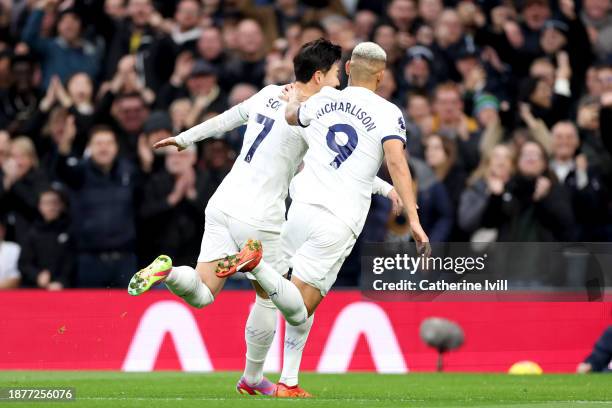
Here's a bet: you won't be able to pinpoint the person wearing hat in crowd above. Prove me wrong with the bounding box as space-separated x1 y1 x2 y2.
138 110 174 175
0 215 20 289
400 45 436 95
540 0 593 97
22 0 103 88
18 187 74 289
156 56 228 124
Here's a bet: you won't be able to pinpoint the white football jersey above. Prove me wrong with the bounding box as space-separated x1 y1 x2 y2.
208 85 307 232
290 86 407 235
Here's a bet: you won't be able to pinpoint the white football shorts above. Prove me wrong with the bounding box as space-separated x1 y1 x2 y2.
199 204 283 279
280 202 357 296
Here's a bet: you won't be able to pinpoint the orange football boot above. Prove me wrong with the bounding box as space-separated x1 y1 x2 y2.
274 383 312 398
215 239 263 278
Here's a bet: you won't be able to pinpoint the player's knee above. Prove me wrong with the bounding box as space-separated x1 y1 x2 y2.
285 310 308 326
255 294 276 309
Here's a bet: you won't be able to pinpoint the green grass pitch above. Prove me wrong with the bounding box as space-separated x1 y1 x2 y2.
1 371 611 407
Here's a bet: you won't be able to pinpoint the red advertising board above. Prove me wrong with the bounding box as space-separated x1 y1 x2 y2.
1 290 610 372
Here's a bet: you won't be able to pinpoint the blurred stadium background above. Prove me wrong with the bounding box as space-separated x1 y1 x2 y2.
0 0 611 377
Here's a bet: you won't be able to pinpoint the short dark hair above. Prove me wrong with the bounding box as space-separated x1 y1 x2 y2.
293 38 342 83
88 125 117 144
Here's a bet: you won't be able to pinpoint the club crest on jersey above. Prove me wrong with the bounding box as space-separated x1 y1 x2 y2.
398 117 406 132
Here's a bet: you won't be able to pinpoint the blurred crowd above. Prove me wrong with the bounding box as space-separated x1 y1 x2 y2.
0 0 611 289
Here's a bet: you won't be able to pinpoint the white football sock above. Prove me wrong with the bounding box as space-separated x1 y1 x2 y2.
280 314 314 386
165 265 214 308
243 295 278 385
251 260 308 326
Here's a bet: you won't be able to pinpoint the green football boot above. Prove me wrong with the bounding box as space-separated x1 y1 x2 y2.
127 255 172 296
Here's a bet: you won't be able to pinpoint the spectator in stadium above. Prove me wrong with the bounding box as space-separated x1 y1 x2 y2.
37 108 77 177
431 82 481 172
400 46 435 95
423 133 466 210
551 0 594 97
432 9 466 81
458 144 514 240
418 0 443 26
578 326 612 373
354 10 377 42
198 138 234 206
22 2 102 88
0 55 40 135
169 98 192 134
105 0 172 88
264 52 294 86
372 23 400 66
0 217 20 289
386 0 417 38
387 161 453 243
482 140 575 241
54 126 138 288
108 92 151 162
165 0 202 56
598 72 612 157
550 121 609 241
0 130 9 167
518 51 573 129
405 92 432 153
157 55 228 124
18 187 73 289
223 19 267 88
139 146 206 267
376 68 399 106
138 110 173 175
223 83 257 152
581 0 612 59
195 26 231 89
0 51 11 90
517 0 551 56
0 136 48 245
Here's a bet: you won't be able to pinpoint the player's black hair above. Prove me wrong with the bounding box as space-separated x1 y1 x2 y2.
293 38 342 83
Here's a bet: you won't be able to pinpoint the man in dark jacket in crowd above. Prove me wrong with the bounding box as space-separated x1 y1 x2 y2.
18 188 73 289
22 1 102 87
550 121 610 241
139 146 206 267
105 0 174 91
0 55 40 135
55 125 138 287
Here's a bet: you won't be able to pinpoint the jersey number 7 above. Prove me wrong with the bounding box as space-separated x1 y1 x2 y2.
245 114 275 163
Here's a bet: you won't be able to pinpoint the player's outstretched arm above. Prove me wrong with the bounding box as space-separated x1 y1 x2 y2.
154 104 249 151
383 139 431 254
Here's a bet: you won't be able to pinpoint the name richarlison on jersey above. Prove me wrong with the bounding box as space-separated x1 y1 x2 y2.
315 101 377 132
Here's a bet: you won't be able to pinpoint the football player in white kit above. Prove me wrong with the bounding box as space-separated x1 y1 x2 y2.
127 39 401 397
216 42 430 370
